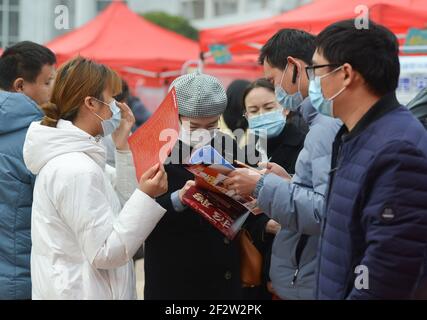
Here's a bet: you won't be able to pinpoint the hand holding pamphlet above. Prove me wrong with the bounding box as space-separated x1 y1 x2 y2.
181 145 263 239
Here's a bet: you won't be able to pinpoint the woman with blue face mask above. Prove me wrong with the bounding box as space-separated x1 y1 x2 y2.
240 78 306 300
243 78 306 169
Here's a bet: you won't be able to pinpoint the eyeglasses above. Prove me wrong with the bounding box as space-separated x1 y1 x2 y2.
305 64 340 81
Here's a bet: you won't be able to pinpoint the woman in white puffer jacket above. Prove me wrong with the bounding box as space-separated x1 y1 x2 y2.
23 57 168 300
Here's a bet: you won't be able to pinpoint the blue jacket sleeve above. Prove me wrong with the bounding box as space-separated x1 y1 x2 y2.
256 122 335 236
347 141 427 299
257 174 325 236
170 190 187 212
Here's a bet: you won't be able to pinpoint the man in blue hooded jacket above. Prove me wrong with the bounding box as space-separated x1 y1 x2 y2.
0 42 56 300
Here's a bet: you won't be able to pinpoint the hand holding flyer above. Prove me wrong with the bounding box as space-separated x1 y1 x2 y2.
187 145 262 215
181 145 263 239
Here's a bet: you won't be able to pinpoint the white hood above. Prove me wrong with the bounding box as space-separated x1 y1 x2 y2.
24 120 107 175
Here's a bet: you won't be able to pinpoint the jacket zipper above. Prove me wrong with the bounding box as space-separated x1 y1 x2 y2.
291 235 309 286
315 141 345 296
291 268 300 286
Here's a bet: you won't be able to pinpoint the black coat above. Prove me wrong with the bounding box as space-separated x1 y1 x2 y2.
144 133 244 300
245 122 306 174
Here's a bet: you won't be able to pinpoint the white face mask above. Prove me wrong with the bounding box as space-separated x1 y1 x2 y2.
91 98 121 136
179 125 217 148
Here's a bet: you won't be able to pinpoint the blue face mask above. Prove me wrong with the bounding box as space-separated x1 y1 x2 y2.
308 66 346 118
92 98 122 136
275 63 304 112
248 109 286 138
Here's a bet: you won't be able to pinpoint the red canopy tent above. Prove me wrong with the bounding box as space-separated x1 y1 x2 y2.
47 0 199 88
200 0 427 56
202 53 263 88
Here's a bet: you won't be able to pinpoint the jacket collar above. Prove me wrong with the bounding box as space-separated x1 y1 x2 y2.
337 92 401 143
23 120 107 175
261 122 302 149
300 97 318 126
0 91 43 135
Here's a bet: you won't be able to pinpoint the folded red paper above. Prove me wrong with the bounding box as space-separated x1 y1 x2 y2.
182 186 250 240
128 88 180 180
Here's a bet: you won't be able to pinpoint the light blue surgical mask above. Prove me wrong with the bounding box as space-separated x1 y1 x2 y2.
248 109 286 138
92 98 122 136
275 63 304 112
308 66 346 118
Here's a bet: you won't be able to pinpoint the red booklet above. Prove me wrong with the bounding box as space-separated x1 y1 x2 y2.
128 88 180 180
182 186 250 240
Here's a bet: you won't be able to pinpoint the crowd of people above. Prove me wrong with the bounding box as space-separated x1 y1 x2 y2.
0 18 426 300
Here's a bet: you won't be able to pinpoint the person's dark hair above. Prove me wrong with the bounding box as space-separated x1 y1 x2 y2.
242 78 275 106
0 41 56 90
258 29 315 70
315 19 400 96
114 79 130 102
224 79 250 132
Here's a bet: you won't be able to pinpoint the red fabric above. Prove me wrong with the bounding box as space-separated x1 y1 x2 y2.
47 1 199 80
203 53 263 88
200 0 427 55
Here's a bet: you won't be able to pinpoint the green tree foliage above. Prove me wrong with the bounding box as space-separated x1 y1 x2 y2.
142 11 199 41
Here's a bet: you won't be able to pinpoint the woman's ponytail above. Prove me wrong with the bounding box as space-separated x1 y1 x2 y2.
40 102 60 127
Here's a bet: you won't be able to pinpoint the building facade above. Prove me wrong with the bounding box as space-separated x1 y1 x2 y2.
0 0 310 48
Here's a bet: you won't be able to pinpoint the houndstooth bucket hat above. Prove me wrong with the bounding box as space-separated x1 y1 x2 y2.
169 72 227 118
